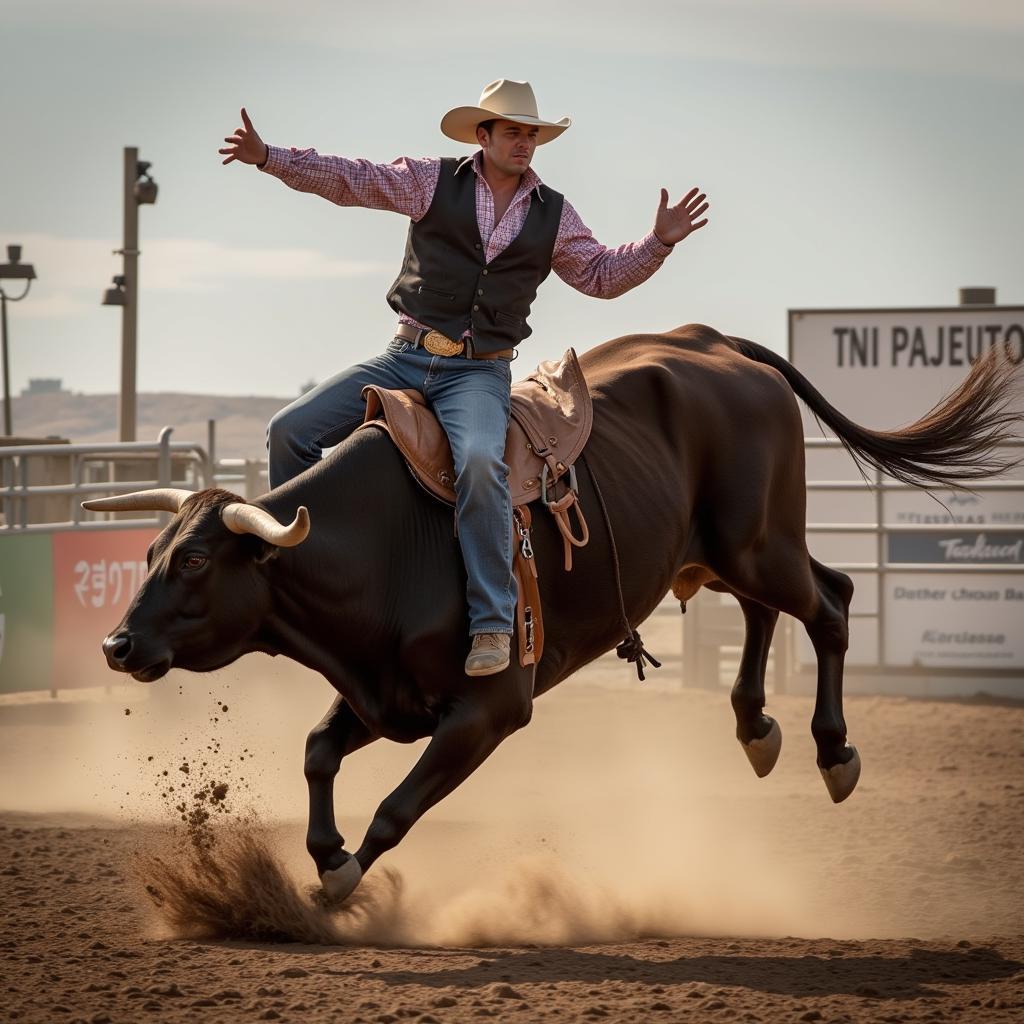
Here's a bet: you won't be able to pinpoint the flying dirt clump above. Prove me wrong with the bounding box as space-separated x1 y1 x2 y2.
125 694 421 945
169 778 232 849
127 695 250 865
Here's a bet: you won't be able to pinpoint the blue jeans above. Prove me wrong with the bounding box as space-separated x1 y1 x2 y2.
267 338 515 635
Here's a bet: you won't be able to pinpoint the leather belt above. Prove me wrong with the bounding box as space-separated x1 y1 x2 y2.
394 323 513 362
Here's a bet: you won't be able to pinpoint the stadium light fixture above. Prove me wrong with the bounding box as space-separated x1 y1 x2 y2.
102 275 127 306
0 243 38 436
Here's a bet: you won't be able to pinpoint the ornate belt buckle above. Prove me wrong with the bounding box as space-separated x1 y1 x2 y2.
422 330 465 357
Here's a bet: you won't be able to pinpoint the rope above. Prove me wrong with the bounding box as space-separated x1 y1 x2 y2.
579 452 661 682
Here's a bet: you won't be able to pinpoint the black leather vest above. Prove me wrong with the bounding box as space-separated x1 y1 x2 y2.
387 157 564 354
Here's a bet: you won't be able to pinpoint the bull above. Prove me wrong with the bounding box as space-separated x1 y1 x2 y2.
86 325 1020 901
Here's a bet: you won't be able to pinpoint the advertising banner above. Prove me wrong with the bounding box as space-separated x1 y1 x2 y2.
885 487 1024 529
885 573 1024 668
0 535 55 693
51 529 157 689
888 531 1024 566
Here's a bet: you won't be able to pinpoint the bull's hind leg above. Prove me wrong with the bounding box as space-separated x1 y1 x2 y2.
805 557 860 803
304 696 378 891
728 592 782 777
707 543 859 802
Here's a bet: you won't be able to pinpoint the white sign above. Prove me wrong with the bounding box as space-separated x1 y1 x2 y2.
791 305 1024 675
885 487 1024 527
884 573 1024 668
789 306 1024 431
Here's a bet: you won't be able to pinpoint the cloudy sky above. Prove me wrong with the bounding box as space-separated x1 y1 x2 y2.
2 0 1022 400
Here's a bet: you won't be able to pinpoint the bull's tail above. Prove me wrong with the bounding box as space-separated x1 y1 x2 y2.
729 336 1022 488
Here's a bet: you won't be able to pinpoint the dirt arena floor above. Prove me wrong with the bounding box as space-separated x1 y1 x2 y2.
2 655 1023 1023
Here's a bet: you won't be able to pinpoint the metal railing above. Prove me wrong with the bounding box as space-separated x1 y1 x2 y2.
0 427 215 532
212 457 270 501
800 437 1024 673
0 429 275 533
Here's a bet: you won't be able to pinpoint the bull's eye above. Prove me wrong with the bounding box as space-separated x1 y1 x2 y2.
182 553 208 571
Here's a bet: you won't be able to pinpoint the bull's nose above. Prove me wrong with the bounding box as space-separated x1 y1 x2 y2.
102 632 134 669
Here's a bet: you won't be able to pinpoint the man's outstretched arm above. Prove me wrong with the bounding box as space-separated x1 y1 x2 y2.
219 107 440 220
553 187 709 298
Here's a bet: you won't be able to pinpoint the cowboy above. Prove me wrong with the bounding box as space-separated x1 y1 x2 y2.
219 80 709 677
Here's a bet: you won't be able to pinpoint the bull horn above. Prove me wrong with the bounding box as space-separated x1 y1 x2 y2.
82 488 194 513
221 502 310 547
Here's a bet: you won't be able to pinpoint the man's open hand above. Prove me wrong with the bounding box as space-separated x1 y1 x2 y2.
219 107 268 167
653 187 710 246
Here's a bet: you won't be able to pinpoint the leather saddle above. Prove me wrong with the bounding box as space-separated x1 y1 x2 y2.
357 348 594 668
360 348 591 506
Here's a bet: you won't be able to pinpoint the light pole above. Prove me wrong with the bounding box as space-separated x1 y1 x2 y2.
102 148 158 442
0 244 37 437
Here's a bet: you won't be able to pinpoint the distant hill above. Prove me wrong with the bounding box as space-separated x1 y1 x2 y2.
5 391 293 461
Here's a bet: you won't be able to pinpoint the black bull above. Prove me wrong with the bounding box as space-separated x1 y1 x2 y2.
90 325 1020 901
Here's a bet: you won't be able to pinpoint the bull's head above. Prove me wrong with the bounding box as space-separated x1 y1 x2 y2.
82 489 310 682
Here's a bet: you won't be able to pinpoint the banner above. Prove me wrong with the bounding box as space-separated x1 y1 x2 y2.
888 532 1024 565
885 573 1024 668
0 535 55 693
52 529 157 688
0 528 156 694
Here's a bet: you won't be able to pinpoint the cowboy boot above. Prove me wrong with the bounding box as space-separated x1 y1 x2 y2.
465 633 511 676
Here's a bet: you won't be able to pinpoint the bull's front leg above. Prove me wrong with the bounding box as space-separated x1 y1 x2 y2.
322 666 534 902
304 695 376 879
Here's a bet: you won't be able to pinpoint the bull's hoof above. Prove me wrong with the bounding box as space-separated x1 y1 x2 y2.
320 855 363 902
739 718 782 778
819 745 861 803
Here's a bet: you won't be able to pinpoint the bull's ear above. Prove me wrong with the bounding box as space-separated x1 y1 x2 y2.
238 533 278 565
253 541 279 565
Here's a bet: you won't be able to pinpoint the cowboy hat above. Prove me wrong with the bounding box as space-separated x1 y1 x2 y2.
440 80 571 146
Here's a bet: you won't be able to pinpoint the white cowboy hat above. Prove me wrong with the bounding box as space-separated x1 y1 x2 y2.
440 79 571 146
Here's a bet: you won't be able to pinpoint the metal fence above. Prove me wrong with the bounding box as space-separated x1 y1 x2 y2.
801 437 1024 674
0 428 269 532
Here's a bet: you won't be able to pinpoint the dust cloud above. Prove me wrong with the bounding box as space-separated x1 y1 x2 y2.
134 818 774 948
3 652 1023 947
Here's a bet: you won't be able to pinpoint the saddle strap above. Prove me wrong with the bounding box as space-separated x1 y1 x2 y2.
545 490 590 571
578 451 661 682
513 505 544 667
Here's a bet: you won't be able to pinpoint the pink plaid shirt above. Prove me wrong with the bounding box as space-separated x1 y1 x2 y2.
261 146 674 334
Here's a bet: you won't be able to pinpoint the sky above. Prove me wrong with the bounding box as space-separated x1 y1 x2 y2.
2 0 1023 401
